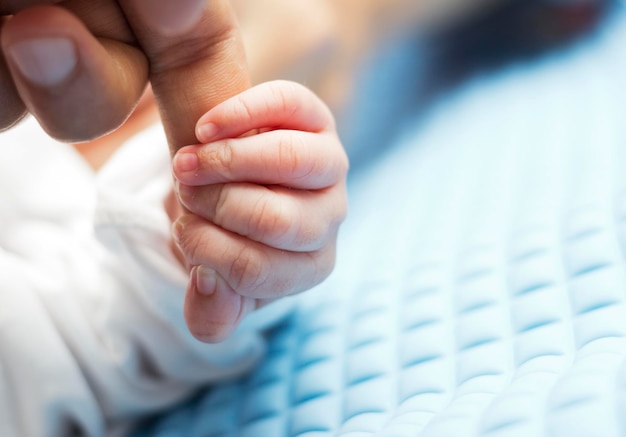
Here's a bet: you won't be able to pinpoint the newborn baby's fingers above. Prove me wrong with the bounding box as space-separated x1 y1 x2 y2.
120 0 205 36
173 129 347 189
194 80 335 144
176 182 346 252
173 214 337 300
184 266 257 343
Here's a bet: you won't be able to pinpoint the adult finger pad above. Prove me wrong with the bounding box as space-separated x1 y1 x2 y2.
131 0 205 35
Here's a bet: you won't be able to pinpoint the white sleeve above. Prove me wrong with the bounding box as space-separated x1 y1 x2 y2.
0 120 295 437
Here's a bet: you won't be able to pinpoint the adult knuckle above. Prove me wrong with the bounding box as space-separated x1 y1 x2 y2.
149 26 237 74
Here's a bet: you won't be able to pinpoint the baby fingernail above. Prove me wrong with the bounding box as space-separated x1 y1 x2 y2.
196 122 218 143
174 149 199 173
195 266 218 296
8 37 77 86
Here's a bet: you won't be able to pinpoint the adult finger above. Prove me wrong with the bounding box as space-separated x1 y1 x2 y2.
172 214 337 299
173 129 348 189
177 182 347 252
117 0 251 154
194 80 336 143
0 18 27 131
125 0 206 37
1 5 148 142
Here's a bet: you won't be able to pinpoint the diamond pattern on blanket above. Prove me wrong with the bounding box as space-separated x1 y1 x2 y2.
134 207 626 437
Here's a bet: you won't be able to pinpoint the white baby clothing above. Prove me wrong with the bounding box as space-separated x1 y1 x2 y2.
0 117 293 437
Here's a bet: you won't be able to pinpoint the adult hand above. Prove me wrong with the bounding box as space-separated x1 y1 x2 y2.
1 0 257 340
0 0 250 154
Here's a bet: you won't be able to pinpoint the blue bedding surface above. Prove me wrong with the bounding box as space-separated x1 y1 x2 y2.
133 6 626 437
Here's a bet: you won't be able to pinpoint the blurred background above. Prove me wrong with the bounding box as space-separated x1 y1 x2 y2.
234 0 617 168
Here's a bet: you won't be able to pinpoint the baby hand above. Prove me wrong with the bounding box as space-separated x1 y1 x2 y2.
171 80 349 342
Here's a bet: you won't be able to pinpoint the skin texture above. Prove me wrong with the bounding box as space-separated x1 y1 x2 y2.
0 0 348 342
173 80 348 341
0 0 250 150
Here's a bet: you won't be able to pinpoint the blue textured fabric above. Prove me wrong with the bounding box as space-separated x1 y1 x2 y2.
132 6 626 437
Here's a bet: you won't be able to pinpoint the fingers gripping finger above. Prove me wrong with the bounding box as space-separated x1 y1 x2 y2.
174 129 348 189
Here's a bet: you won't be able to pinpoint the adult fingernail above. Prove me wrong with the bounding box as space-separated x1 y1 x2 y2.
136 0 205 36
7 37 77 87
195 266 218 296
